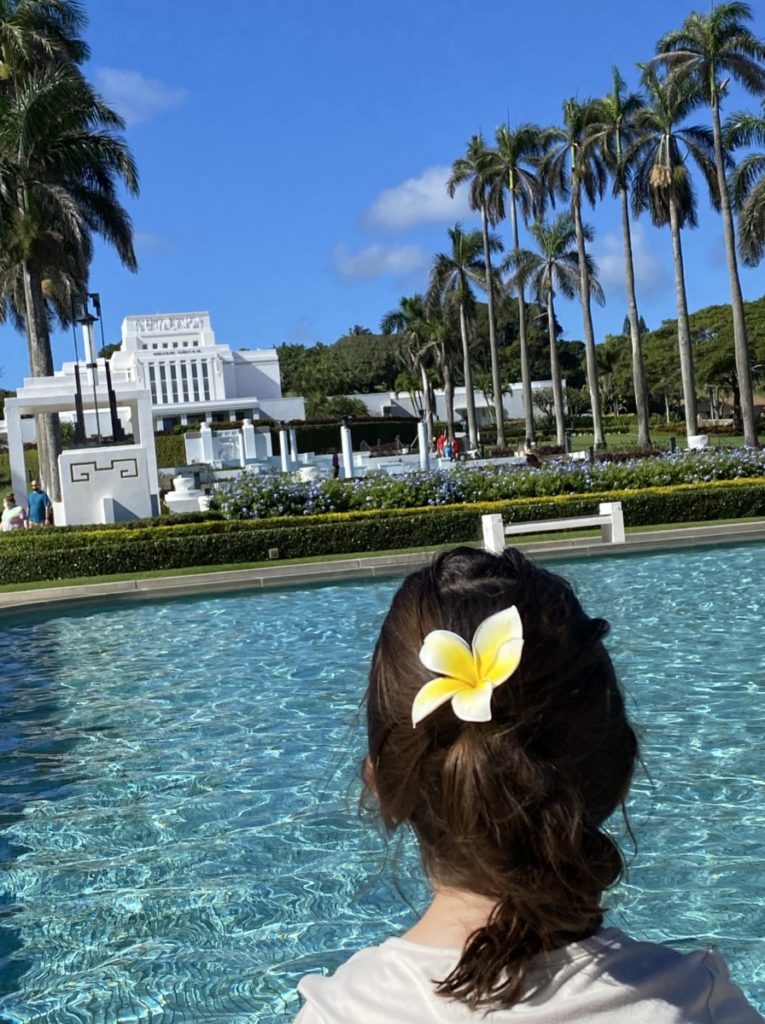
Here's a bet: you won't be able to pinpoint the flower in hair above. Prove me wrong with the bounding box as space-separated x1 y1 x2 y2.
412 606 524 726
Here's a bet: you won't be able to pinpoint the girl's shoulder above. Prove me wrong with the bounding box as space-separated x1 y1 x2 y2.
294 930 763 1024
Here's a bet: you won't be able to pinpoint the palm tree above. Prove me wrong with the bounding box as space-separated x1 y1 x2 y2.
630 67 719 439
727 100 765 265
654 1 765 446
448 133 506 445
507 214 604 446
542 98 608 447
484 122 547 444
430 224 501 449
430 294 462 439
0 64 139 497
0 0 90 494
380 294 436 443
596 67 651 447
0 0 88 69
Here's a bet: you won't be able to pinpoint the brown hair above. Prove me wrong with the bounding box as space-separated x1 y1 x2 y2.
365 546 638 1010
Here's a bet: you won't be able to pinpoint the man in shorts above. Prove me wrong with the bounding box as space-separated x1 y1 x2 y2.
27 480 52 527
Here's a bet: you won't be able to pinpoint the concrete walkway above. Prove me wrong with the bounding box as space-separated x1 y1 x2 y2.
1 519 764 615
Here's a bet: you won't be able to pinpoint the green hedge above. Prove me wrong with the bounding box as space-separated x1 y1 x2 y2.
154 434 187 467
1 478 764 585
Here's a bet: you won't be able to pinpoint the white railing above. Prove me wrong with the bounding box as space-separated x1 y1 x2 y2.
482 501 626 553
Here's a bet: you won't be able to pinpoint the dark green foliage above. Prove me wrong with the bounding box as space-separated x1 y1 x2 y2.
277 333 399 398
2 479 762 585
154 434 187 467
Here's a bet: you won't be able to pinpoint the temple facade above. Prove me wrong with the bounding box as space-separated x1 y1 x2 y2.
113 312 304 431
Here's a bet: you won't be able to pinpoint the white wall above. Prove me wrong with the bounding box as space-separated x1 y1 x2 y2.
58 445 156 525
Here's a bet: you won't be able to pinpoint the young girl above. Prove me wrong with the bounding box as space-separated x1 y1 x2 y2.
294 547 762 1023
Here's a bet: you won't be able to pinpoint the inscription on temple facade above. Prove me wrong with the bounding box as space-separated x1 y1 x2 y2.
130 315 205 333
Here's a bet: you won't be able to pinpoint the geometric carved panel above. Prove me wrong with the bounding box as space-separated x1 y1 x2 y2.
69 458 139 483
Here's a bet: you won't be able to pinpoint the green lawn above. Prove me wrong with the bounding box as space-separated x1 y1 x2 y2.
566 430 745 451
1 515 762 596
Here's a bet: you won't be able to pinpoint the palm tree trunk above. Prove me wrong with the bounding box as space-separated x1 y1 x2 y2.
510 192 535 444
710 96 757 446
22 257 62 501
547 289 566 446
619 188 651 447
571 189 605 447
667 196 698 438
419 361 433 446
442 355 455 439
480 204 505 446
458 301 478 449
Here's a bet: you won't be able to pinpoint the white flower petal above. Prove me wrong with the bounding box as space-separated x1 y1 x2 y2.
451 683 494 723
419 630 477 685
412 677 464 726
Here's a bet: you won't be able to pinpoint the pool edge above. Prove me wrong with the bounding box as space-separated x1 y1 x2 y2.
2 519 765 613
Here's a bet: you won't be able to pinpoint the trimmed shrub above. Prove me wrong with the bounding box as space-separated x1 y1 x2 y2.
1 478 763 585
154 433 187 467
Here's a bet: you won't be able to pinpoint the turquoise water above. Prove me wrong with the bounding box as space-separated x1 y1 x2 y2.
0 543 763 1023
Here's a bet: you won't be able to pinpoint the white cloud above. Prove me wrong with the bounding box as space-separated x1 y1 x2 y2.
134 231 167 251
95 67 187 126
365 165 471 229
595 222 672 300
332 243 426 279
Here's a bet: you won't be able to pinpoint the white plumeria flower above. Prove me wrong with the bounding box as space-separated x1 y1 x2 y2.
412 606 524 726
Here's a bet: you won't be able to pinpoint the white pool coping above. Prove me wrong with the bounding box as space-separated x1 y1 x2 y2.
1 519 764 615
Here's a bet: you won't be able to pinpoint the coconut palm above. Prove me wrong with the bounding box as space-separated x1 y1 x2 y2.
653 1 765 445
542 98 608 447
596 67 651 447
727 100 765 265
507 214 604 446
381 293 436 443
429 293 462 439
630 67 719 438
0 64 139 497
430 224 501 449
0 0 91 491
484 122 547 444
448 133 506 445
0 0 88 70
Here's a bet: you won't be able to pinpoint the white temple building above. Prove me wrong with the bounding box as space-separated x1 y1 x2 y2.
2 311 305 442
113 312 304 432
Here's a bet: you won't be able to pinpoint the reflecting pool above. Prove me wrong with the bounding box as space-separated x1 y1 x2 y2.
0 543 763 1022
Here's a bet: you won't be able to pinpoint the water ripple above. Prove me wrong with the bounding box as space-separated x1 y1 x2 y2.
0 544 763 1021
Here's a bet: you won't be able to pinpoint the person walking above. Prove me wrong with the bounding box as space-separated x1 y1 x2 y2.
27 480 52 527
1 494 27 531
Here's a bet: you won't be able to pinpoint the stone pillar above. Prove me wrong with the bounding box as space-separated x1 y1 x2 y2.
289 428 298 463
279 428 290 473
5 399 27 504
242 419 257 462
135 396 161 516
418 418 430 472
200 422 215 464
340 424 353 479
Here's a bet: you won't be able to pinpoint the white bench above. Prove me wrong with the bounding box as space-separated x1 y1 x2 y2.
482 501 626 553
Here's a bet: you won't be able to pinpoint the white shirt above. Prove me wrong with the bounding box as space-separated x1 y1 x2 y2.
294 928 763 1023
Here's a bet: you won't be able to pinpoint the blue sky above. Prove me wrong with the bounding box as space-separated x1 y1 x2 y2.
2 0 764 389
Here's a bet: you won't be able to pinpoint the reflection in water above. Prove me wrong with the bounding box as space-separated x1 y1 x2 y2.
0 547 763 1022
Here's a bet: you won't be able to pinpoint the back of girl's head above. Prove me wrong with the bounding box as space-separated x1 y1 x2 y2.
365 546 638 1010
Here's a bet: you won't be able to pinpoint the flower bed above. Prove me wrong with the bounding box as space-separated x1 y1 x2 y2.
214 447 765 520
